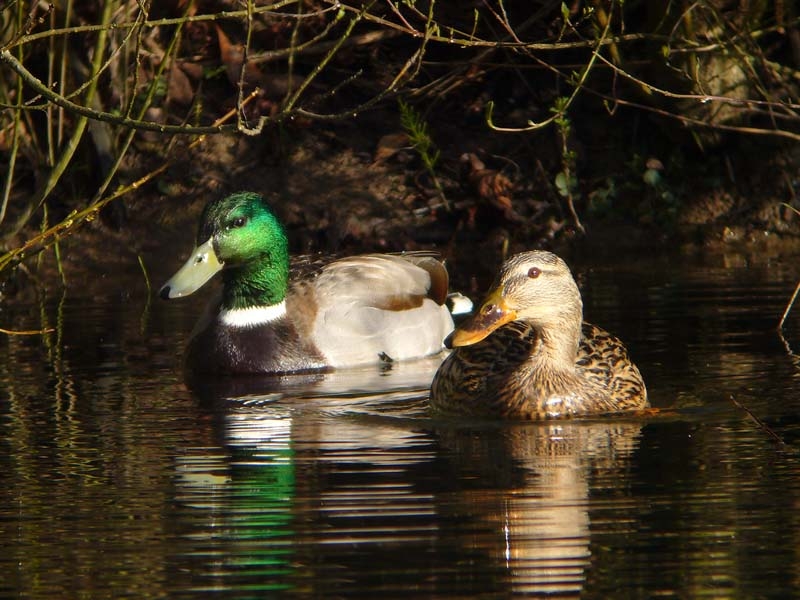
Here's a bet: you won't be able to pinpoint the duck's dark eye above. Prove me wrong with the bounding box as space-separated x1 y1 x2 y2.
232 217 247 228
527 267 541 279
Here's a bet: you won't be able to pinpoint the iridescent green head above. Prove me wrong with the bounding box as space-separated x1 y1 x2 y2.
160 192 291 310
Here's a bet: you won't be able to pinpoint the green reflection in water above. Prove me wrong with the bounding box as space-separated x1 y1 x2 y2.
178 414 297 594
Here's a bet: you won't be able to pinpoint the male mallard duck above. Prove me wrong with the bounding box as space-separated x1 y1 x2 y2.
430 250 648 419
160 191 457 375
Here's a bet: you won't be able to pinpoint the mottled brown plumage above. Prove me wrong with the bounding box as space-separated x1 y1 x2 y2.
430 251 647 420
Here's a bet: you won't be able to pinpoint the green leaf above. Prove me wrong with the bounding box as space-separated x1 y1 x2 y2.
555 172 570 197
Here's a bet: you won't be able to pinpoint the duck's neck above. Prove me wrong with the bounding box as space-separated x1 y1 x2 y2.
534 321 581 369
221 256 290 313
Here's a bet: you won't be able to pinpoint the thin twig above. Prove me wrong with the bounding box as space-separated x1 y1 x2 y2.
729 394 787 448
778 280 800 330
0 327 55 335
138 255 151 294
778 202 800 330
281 4 358 112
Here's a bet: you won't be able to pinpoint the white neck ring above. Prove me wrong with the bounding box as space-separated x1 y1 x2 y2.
219 300 287 328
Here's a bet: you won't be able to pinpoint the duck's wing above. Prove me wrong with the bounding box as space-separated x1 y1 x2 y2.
312 253 449 308
288 253 336 280
288 251 449 303
288 253 455 368
577 323 648 409
392 252 450 305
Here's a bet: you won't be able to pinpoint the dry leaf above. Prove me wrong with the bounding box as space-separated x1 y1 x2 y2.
462 153 520 221
373 133 411 164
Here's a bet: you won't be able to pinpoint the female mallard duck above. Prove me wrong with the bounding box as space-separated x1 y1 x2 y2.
160 191 457 375
430 251 648 419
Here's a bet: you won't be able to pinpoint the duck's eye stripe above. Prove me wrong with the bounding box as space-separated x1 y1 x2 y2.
528 267 541 278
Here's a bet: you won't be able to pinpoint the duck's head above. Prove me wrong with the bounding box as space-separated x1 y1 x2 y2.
445 250 582 348
159 192 289 304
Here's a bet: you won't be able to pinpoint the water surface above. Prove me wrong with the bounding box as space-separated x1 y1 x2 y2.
2 251 799 598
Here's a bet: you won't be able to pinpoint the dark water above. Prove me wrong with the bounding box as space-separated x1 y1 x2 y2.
2 251 800 598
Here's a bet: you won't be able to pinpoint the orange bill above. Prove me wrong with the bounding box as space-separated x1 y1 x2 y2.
445 288 516 348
